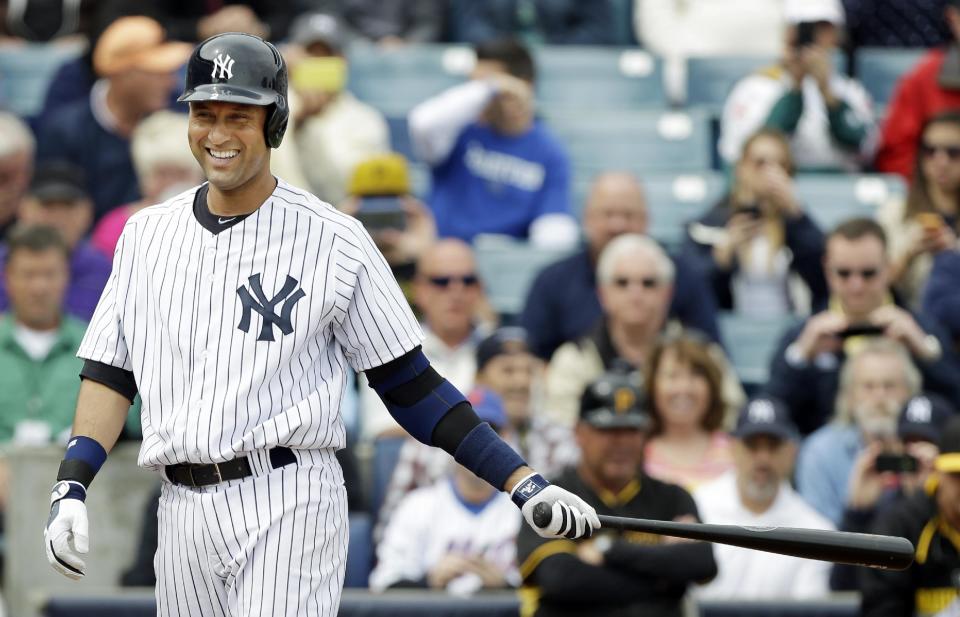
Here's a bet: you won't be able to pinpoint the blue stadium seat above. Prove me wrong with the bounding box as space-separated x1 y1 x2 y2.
386 114 414 160
345 513 373 588
347 45 468 115
547 108 713 176
685 56 776 108
572 171 728 249
370 437 406 520
855 47 925 107
0 43 81 118
534 47 666 110
719 312 798 392
474 235 574 316
795 173 906 233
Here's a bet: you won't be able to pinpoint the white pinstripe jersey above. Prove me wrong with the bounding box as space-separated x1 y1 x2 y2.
77 179 423 469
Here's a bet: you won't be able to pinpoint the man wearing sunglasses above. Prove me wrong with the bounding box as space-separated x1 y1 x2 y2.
767 218 960 435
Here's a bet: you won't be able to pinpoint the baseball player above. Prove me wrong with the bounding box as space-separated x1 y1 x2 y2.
42 33 599 616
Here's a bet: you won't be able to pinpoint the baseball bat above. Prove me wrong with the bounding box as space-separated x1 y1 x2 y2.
532 502 914 570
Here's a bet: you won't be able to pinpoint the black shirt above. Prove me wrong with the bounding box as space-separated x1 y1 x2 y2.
517 467 717 617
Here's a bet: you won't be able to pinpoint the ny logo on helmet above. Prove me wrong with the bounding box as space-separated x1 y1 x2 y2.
211 53 235 79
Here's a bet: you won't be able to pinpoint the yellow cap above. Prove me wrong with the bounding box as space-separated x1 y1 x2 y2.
348 153 411 197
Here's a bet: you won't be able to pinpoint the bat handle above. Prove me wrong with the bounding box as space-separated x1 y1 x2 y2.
532 501 553 528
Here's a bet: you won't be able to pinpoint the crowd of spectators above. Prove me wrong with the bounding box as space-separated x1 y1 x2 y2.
2 0 960 616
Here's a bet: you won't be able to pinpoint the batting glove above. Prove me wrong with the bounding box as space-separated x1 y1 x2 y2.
510 472 600 539
44 480 89 580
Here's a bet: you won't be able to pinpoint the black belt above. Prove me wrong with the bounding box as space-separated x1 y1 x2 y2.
165 447 297 487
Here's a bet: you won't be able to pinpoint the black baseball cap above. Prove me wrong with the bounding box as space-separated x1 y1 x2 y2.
935 415 960 474
476 327 530 370
898 394 954 443
289 12 345 52
29 161 88 203
579 370 650 430
733 397 799 442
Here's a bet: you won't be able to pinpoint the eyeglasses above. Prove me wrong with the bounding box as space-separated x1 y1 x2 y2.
426 274 480 288
612 276 660 289
833 267 879 281
920 143 960 160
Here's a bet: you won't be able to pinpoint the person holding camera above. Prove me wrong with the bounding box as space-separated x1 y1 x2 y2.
766 218 960 436
795 339 921 527
682 128 827 318
860 415 960 616
828 393 953 591
718 0 876 172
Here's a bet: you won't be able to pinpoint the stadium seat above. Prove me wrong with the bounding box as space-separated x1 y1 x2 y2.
534 47 666 110
685 56 777 108
370 436 406 520
386 114 414 160
345 513 374 588
347 45 469 115
474 235 574 316
0 43 81 118
855 47 925 107
719 312 798 392
795 173 906 232
546 108 713 177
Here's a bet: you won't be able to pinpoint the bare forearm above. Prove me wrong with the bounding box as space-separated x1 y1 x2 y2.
70 380 132 454
504 465 535 492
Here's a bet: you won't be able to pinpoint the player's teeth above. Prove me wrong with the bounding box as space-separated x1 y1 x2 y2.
209 149 239 159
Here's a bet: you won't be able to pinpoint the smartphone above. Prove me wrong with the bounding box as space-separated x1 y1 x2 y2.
916 212 945 232
875 453 919 474
356 196 406 232
795 21 817 48
836 324 885 339
291 56 347 94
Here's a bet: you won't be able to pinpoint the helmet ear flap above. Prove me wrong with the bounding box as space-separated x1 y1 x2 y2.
265 98 289 148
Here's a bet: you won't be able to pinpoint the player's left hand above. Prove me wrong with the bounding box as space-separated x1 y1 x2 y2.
44 480 89 580
511 473 600 540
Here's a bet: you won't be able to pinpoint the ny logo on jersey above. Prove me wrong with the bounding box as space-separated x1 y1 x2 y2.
237 274 306 341
211 53 235 79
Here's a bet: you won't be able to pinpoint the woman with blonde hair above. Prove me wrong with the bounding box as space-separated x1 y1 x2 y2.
643 333 735 490
682 128 828 317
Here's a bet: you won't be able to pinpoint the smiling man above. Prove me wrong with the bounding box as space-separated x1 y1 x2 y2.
41 32 599 617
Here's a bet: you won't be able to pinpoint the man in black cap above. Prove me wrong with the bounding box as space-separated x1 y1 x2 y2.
0 161 111 320
516 370 716 617
695 397 834 600
861 415 960 616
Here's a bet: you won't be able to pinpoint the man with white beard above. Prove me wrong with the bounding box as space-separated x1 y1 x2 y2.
694 397 833 600
795 338 920 525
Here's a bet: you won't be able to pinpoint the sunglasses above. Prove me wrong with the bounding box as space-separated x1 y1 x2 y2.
426 274 480 288
612 276 660 289
833 267 879 281
920 143 960 160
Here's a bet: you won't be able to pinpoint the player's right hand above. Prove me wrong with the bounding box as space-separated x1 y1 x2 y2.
44 480 89 580
510 473 600 540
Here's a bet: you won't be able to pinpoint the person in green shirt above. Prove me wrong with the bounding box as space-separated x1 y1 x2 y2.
0 224 87 447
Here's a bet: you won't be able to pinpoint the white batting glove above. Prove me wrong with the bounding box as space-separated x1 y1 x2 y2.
510 472 600 539
44 480 89 580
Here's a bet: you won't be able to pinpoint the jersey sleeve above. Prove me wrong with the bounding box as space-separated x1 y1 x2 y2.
76 221 136 371
331 222 424 372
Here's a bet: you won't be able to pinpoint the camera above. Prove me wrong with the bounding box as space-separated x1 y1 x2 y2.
874 453 919 474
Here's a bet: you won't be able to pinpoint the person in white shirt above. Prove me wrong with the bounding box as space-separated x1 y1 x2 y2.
694 396 834 600
718 0 877 171
369 387 522 594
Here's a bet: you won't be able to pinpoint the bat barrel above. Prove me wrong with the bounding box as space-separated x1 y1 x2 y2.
530 503 914 570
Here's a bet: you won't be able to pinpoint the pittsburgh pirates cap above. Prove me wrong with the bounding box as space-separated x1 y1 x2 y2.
579 370 650 430
93 16 191 77
935 416 960 473
476 327 530 370
732 397 799 442
898 394 954 444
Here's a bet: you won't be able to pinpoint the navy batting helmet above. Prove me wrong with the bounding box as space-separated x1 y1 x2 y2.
178 32 288 148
